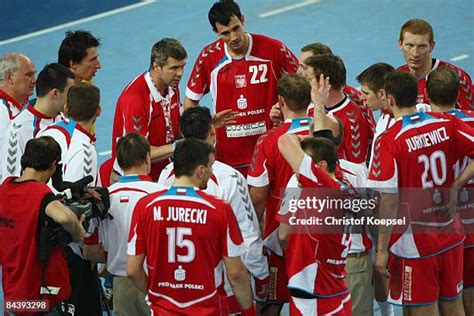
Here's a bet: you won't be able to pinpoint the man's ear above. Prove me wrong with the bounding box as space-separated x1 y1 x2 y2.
377 89 386 101
240 15 245 26
50 88 60 98
95 105 102 118
64 103 69 116
278 95 286 109
317 160 328 171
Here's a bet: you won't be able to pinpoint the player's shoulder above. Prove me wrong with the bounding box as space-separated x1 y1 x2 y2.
251 33 285 47
437 59 472 79
197 188 232 208
396 64 410 72
197 38 226 62
120 73 148 99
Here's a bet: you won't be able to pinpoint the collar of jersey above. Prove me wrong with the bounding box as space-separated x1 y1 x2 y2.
144 71 175 103
118 174 152 183
224 33 253 60
165 186 201 197
0 89 25 111
27 105 54 119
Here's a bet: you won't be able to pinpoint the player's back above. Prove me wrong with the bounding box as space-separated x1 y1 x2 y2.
130 186 243 315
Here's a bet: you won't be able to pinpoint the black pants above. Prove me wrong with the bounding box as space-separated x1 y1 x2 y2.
64 248 102 316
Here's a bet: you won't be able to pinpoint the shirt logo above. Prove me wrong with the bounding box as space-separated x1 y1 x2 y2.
235 75 247 88
237 95 248 110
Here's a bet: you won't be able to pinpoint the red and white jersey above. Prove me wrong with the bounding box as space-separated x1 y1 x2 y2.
39 118 97 183
398 58 474 110
444 109 474 247
100 175 164 276
247 117 311 254
326 96 373 164
0 90 25 178
338 159 373 253
186 33 298 170
284 154 351 297
367 112 474 258
308 85 376 134
158 160 267 280
112 72 183 180
128 186 243 315
1 106 58 181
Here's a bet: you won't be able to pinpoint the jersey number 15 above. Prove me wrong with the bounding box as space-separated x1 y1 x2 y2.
166 227 195 263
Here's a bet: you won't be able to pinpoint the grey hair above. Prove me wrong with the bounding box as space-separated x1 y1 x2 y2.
0 53 22 82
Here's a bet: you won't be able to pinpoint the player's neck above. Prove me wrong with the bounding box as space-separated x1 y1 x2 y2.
283 110 308 120
173 177 199 188
411 58 433 79
17 168 49 183
77 120 94 134
123 166 149 177
325 90 345 109
228 33 249 59
393 106 417 119
34 98 59 117
430 104 456 113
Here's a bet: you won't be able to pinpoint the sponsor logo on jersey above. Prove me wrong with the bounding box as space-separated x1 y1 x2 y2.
235 75 247 88
403 265 412 301
237 95 248 110
225 121 266 138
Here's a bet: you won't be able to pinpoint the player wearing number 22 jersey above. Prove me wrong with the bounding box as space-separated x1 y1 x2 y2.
186 34 298 173
368 112 474 305
127 186 244 315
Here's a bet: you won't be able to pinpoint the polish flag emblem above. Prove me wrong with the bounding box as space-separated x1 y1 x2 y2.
120 196 129 203
177 188 187 195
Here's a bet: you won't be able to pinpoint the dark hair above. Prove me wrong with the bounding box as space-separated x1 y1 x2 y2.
58 30 100 67
278 73 311 112
66 84 100 121
174 139 215 177
305 55 346 89
180 107 212 141
399 19 434 44
356 63 395 92
35 63 75 98
208 0 242 31
384 71 418 109
21 136 61 171
150 38 187 69
301 43 333 56
116 133 151 170
426 66 460 107
301 137 337 173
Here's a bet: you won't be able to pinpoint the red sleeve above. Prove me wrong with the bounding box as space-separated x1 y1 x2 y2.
84 228 99 245
186 45 214 100
222 202 244 258
120 93 150 137
247 132 274 187
367 134 398 193
298 154 327 187
453 116 474 158
127 197 147 255
456 68 474 110
341 107 373 164
274 42 298 77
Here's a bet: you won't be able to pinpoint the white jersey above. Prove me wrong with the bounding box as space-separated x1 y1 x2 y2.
158 160 268 280
0 94 24 180
38 118 97 259
1 106 58 181
100 175 164 276
38 118 97 183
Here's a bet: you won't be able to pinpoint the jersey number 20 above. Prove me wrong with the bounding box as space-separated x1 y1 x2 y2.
417 150 447 189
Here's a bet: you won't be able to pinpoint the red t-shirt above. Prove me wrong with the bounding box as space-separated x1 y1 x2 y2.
0 177 71 312
398 59 474 111
247 117 311 251
186 33 298 170
285 155 352 297
368 112 474 258
127 187 244 315
112 72 182 180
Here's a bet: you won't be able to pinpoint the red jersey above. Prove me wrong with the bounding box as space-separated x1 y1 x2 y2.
127 186 244 315
445 109 474 247
321 96 373 164
247 117 311 254
0 177 71 312
398 59 474 110
367 112 474 258
285 155 352 297
112 72 182 180
186 34 298 170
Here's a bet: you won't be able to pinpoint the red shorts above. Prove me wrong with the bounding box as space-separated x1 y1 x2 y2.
388 243 464 306
262 249 290 303
464 246 474 288
290 293 351 315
